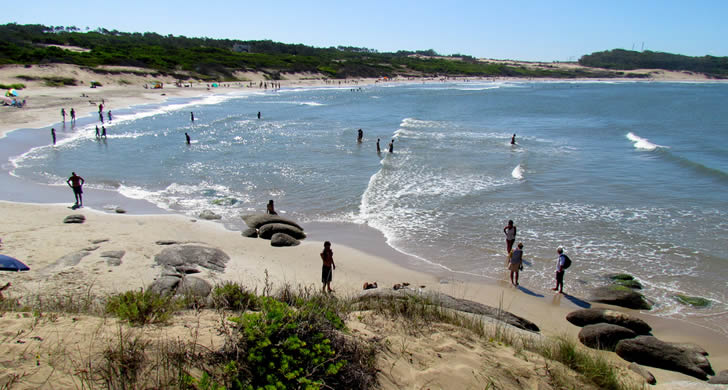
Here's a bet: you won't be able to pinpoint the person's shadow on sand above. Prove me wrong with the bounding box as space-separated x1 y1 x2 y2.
562 293 591 308
516 285 544 298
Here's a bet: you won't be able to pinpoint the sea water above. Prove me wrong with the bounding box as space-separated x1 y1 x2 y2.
10 81 728 333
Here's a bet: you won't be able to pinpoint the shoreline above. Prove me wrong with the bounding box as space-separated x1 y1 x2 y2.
2 73 728 385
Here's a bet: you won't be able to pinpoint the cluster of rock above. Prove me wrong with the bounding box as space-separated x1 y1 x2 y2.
240 214 306 247
567 308 720 383
148 244 231 299
589 274 652 310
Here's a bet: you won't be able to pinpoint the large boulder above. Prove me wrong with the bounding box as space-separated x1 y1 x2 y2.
354 289 539 333
578 323 637 351
154 245 230 272
258 223 306 240
615 336 714 380
566 308 652 334
270 233 300 247
241 228 258 238
149 275 182 295
148 275 212 298
590 285 652 310
63 214 86 224
199 210 222 220
708 369 728 384
241 214 303 230
178 276 212 298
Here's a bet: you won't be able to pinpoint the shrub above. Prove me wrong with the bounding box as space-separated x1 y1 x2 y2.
90 80 103 87
219 294 376 389
212 282 259 311
0 83 26 89
105 289 178 325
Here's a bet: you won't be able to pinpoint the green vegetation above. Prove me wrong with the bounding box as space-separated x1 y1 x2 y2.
610 273 634 281
2 23 629 80
579 49 728 78
614 279 643 289
2 280 641 390
15 74 77 86
0 82 25 89
674 294 711 307
105 289 179 325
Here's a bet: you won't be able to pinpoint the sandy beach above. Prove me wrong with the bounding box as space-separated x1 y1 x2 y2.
2 65 727 388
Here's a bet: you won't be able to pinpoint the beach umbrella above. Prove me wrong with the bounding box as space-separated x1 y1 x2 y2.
0 254 30 272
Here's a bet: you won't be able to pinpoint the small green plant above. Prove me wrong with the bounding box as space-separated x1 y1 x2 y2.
105 289 178 325
212 282 259 311
0 83 25 89
228 296 345 389
674 294 711 307
90 80 103 87
43 76 78 87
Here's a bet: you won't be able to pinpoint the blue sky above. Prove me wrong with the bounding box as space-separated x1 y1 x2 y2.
3 0 726 61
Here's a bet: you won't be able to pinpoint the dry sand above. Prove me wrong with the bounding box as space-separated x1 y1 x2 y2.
2 65 727 388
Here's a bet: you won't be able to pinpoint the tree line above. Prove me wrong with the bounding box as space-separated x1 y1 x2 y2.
579 49 728 78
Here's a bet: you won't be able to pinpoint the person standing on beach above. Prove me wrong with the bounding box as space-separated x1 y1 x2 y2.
61 108 66 122
185 132 191 145
552 247 566 293
507 242 524 286
67 172 85 207
504 220 517 253
99 103 103 113
95 125 100 138
266 200 277 215
70 108 76 122
51 128 56 145
107 111 112 122
99 111 104 123
357 129 363 143
388 139 394 153
376 138 381 153
320 241 336 293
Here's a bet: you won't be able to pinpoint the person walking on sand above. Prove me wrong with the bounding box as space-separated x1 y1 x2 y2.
507 242 524 286
266 200 277 215
67 172 85 207
376 138 381 153
320 241 336 293
51 128 56 145
504 220 517 253
61 108 66 122
552 247 567 293
185 132 191 145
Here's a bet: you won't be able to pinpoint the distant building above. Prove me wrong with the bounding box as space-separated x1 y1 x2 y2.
232 43 250 53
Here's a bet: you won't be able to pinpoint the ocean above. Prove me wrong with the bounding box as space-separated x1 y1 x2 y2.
8 80 728 334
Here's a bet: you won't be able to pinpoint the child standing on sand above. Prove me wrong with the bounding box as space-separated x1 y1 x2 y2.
320 241 336 293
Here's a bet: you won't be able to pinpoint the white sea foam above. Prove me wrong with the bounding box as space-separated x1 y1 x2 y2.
511 164 524 179
626 132 665 151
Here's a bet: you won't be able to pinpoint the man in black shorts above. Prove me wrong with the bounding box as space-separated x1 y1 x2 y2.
67 172 85 207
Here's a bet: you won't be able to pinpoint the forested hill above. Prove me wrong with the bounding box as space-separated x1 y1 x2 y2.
579 49 728 78
1 23 624 80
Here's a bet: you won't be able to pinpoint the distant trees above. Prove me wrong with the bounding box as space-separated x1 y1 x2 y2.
579 49 728 78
